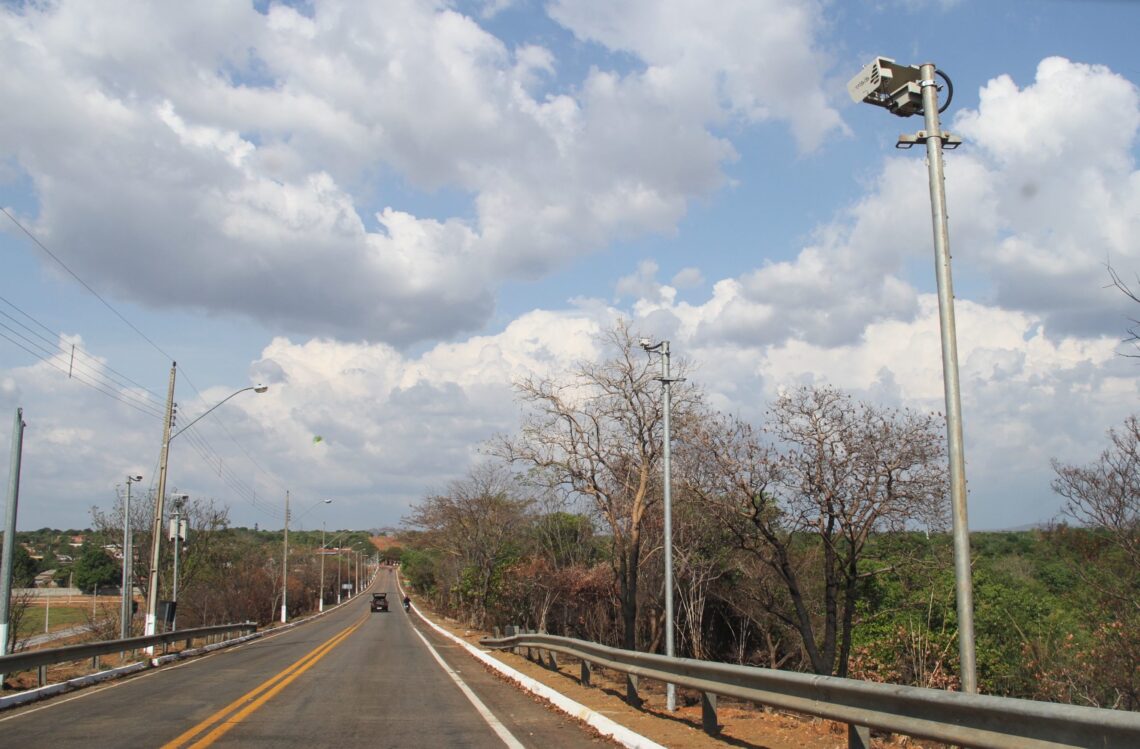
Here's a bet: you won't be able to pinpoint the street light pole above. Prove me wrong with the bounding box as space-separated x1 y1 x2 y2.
319 523 326 612
848 58 976 693
281 497 331 622
281 490 290 624
640 338 683 711
144 368 267 640
120 474 142 640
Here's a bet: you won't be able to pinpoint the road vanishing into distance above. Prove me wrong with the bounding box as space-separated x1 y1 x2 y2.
0 567 612 748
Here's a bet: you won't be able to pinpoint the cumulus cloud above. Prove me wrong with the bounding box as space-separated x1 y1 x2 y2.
607 58 1140 353
547 0 845 151
0 0 840 345
952 57 1140 337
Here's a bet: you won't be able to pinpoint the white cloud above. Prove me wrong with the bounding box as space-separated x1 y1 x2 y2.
547 0 845 151
951 57 1140 336
2 0 836 346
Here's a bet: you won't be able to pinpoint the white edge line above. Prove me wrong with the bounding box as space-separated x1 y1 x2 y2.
409 625 526 749
404 599 666 749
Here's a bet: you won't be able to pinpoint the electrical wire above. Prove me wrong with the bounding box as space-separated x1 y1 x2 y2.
2 204 283 522
936 69 954 114
2 206 176 363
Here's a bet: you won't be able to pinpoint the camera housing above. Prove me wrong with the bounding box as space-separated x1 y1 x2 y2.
847 57 924 117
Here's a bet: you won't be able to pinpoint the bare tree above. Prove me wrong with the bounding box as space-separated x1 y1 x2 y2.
687 386 947 676
1050 415 1140 709
670 495 732 660
4 589 36 654
1107 264 1140 357
1051 414 1140 584
91 491 229 628
493 320 699 650
406 462 533 628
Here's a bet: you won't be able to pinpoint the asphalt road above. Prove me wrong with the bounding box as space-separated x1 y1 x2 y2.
0 567 614 748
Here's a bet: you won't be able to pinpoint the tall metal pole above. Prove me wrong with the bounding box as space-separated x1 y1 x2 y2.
170 496 186 630
146 363 177 640
1 408 27 662
660 343 676 711
318 523 326 612
919 62 976 694
120 475 141 640
281 491 290 623
121 479 131 639
336 551 342 604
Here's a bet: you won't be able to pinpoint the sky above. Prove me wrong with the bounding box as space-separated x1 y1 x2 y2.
2 0 1138 533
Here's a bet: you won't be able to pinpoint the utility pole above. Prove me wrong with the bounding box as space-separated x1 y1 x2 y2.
145 363 177 640
281 490 290 623
1 408 27 667
640 338 683 711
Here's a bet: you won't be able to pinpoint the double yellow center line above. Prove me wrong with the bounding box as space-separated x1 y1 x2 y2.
162 614 366 749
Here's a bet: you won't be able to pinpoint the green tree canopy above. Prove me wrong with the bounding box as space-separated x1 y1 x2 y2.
10 543 40 587
73 544 120 593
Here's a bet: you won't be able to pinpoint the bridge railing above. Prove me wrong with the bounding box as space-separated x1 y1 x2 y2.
0 622 257 687
481 630 1140 749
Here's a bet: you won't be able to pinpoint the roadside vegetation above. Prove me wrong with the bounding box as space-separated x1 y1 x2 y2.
4 523 379 649
398 320 1140 711
4 318 1135 712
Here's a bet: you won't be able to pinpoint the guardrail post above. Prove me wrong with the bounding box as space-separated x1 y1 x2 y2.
580 660 592 687
546 650 558 671
37 665 46 686
848 724 870 749
626 673 641 707
701 692 719 736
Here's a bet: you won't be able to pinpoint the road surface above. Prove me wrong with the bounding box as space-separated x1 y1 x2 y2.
0 567 614 748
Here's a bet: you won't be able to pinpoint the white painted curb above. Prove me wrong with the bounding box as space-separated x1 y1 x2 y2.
404 596 665 749
1 630 263 711
0 661 149 710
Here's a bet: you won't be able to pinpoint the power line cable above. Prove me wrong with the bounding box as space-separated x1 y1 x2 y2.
3 206 283 521
2 206 175 362
0 294 164 400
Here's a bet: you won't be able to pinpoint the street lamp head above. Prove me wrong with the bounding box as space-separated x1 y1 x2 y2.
129 474 143 482
638 337 653 348
323 499 333 504
253 385 269 393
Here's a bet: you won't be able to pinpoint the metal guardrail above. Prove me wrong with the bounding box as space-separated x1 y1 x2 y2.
0 622 257 677
481 631 1140 749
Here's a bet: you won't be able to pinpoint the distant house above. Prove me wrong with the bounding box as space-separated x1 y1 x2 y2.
69 535 85 548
